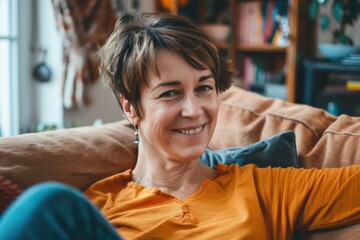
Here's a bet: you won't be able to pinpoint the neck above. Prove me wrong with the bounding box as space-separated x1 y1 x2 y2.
132 147 214 200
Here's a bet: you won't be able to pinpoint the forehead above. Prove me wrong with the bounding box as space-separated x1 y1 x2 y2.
147 50 211 83
156 50 190 73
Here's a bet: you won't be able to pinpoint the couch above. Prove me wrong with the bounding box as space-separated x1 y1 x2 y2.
1 86 360 239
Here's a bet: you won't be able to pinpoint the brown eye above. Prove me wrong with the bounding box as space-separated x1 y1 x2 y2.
197 85 213 93
159 90 180 98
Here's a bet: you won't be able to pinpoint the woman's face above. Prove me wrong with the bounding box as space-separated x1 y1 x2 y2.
136 50 219 162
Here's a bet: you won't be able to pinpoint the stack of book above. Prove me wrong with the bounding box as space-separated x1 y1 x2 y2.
340 54 360 65
339 54 360 91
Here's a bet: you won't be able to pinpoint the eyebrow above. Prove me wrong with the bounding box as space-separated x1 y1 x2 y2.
151 74 214 91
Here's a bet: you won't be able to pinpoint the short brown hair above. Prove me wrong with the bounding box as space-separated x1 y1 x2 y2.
99 12 235 118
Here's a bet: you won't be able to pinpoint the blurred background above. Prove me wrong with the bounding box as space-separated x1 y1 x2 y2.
1 0 360 136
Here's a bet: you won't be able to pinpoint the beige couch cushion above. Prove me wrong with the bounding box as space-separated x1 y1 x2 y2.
0 120 136 191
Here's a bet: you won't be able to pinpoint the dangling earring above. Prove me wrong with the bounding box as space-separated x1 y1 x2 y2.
134 126 139 144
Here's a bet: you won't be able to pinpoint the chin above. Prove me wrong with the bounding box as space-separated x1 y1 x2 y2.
176 146 207 161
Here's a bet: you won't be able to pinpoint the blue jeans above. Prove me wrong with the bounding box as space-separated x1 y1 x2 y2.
0 182 123 240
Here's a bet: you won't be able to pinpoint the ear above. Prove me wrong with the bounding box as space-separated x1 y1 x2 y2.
119 95 140 125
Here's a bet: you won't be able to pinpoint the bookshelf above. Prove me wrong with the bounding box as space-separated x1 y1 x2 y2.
303 59 360 116
237 45 286 53
155 0 315 102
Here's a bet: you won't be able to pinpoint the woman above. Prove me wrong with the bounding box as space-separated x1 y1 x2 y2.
0 12 359 240
84 12 360 239
93 11 234 201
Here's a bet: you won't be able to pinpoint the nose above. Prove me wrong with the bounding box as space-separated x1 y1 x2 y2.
181 94 204 119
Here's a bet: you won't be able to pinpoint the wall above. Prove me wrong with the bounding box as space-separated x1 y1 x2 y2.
34 0 63 130
18 0 154 132
63 0 155 127
63 82 123 128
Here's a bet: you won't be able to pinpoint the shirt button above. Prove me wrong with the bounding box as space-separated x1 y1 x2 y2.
182 204 190 214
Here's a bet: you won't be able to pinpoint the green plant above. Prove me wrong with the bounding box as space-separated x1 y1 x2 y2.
309 0 360 45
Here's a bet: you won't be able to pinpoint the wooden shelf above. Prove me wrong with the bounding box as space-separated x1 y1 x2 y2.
324 85 360 95
237 44 286 53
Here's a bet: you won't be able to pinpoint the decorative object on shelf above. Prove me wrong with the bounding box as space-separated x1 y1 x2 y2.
310 0 360 60
318 42 360 60
159 0 189 12
309 0 360 45
199 24 230 43
199 0 230 44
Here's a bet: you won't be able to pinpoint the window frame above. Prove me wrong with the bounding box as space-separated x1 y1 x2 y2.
0 0 19 136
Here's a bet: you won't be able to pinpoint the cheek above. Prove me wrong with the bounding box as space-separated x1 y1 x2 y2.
207 98 219 132
208 97 219 118
140 100 177 128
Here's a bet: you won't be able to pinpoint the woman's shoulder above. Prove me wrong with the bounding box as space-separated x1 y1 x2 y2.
214 163 300 182
214 163 259 183
84 169 133 194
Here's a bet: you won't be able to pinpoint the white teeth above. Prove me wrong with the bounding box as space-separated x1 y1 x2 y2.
177 126 203 135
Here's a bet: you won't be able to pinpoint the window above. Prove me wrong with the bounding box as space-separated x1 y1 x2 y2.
0 0 19 136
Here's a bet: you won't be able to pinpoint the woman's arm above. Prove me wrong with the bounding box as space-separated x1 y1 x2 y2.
254 165 360 233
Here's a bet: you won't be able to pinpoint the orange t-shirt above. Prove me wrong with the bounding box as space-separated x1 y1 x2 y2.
84 164 360 239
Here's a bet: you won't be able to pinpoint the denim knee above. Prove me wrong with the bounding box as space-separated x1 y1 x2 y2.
25 182 83 203
0 182 122 240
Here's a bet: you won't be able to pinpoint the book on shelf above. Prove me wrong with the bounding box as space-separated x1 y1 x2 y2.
244 60 287 101
262 1 275 43
340 54 360 65
346 80 360 91
237 0 289 46
242 56 257 89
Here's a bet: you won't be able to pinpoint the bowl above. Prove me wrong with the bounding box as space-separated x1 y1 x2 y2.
200 24 230 43
318 43 360 60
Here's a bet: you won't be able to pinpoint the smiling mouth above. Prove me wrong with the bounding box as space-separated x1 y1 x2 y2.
175 125 205 135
